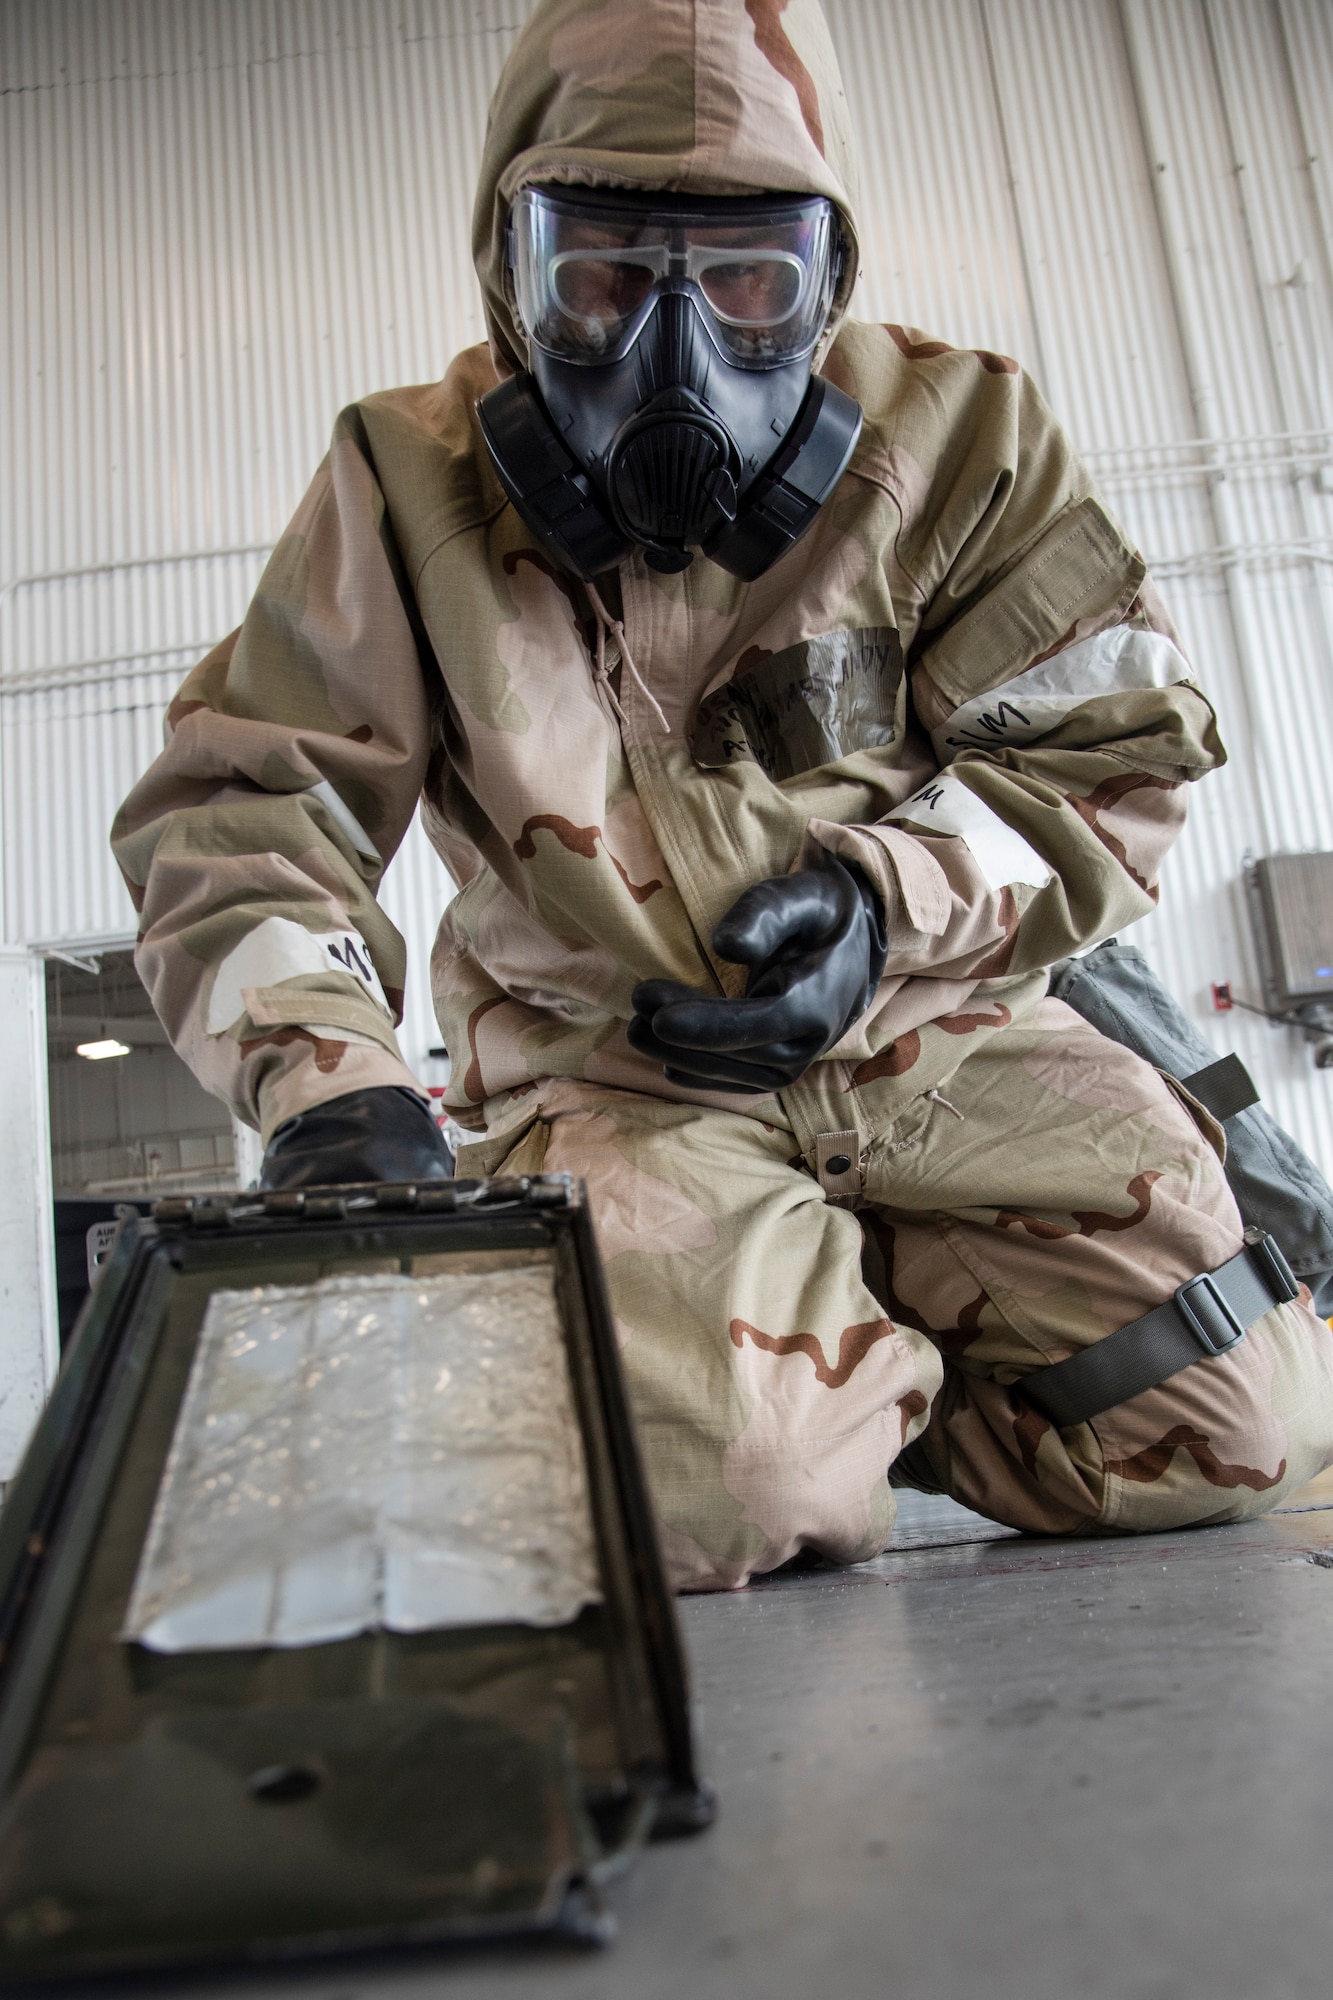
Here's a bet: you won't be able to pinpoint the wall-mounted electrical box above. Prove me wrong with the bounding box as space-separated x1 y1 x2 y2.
1250 854 1333 1011
1247 854 1333 1068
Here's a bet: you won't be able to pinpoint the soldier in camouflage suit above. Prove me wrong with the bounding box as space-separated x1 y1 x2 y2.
114 0 1333 1590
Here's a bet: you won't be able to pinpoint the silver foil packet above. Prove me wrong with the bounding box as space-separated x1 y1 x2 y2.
122 1262 601 1652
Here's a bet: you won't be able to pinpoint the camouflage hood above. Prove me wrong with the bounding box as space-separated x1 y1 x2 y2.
471 0 863 373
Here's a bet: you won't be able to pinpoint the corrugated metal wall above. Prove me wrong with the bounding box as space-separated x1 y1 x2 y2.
4 0 1333 1155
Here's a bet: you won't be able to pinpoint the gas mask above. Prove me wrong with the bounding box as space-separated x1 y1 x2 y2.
477 185 863 581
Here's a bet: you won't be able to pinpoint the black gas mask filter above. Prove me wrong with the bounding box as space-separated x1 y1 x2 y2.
477 186 863 582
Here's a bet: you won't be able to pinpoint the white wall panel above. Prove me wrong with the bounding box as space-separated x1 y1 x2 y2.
5 0 1333 1167
2 664 186 946
1282 0 1333 293
833 0 1040 369
983 0 1197 452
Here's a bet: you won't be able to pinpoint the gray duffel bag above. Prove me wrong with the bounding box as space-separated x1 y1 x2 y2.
1049 940 1333 1318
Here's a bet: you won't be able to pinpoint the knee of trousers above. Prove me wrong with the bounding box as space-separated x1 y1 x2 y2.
631 1320 946 1591
1090 1296 1333 1532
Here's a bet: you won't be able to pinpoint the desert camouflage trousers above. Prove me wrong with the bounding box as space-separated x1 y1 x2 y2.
458 997 1333 1591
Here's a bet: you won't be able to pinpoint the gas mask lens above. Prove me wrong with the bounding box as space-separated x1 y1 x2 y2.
512 187 839 365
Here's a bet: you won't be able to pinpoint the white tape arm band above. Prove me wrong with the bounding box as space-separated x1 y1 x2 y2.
885 774 1053 893
206 916 392 1033
932 628 1192 760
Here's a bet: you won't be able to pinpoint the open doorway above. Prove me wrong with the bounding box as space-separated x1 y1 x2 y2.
44 949 239 1341
45 950 236 1197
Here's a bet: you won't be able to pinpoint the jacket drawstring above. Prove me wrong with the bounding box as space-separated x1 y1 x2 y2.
585 580 669 734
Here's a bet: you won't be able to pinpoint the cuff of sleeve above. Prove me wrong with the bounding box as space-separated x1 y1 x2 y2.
241 983 402 1057
802 818 952 939
254 1036 427 1144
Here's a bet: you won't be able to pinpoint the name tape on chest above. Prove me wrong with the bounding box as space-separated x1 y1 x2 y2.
885 774 1053 893
207 915 391 1034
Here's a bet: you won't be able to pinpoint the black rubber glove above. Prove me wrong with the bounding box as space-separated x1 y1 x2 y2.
259 1086 455 1190
628 854 888 1094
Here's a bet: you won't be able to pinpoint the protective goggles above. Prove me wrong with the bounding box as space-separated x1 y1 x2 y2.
510 185 842 368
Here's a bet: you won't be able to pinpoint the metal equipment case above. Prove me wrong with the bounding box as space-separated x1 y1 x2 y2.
0 1175 711 1979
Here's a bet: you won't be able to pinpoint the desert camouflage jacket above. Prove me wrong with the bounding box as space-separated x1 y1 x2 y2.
112 0 1224 1156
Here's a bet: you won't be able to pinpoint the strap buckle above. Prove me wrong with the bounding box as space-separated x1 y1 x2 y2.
1243 1226 1300 1306
1174 1271 1246 1356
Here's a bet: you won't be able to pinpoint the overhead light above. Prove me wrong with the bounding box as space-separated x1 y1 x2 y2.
76 1039 131 1061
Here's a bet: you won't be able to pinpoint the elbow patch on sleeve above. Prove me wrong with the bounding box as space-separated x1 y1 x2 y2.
920 497 1145 714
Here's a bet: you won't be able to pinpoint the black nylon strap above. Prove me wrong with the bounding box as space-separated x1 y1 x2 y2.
1021 1231 1300 1429
1179 1052 1259 1122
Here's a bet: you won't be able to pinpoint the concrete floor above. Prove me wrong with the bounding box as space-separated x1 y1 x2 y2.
158 1475 1333 2000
